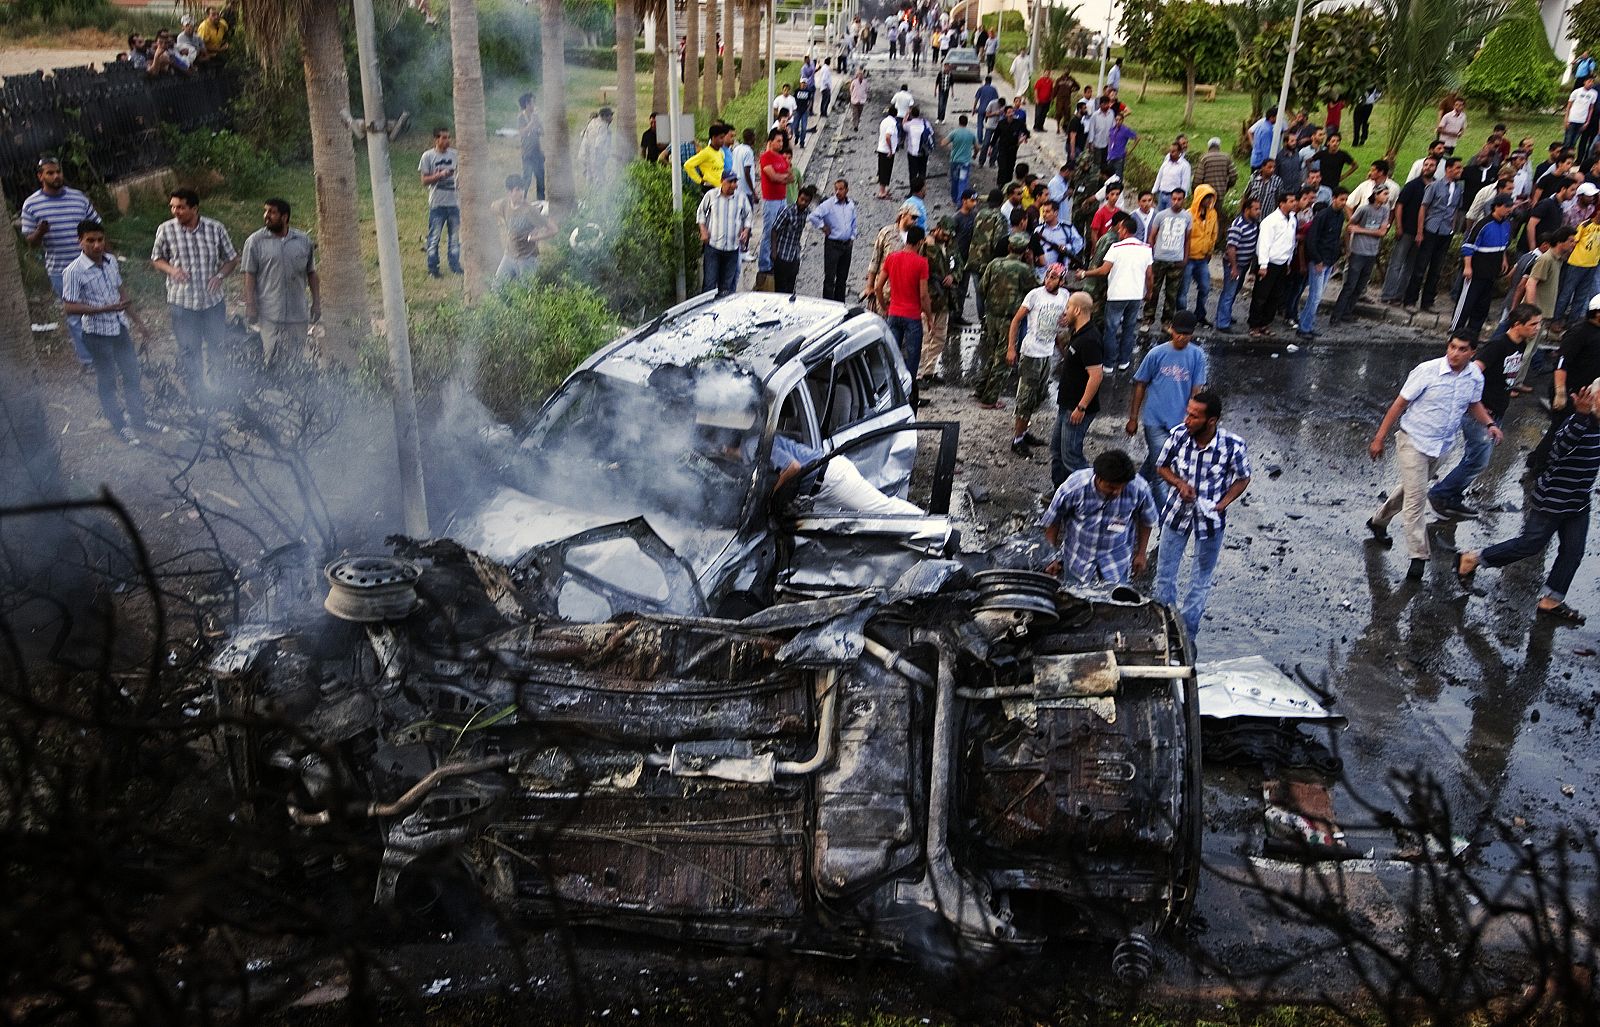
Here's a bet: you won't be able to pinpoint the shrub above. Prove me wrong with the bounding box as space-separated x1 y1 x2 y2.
1463 0 1564 112
168 128 276 194
397 279 620 419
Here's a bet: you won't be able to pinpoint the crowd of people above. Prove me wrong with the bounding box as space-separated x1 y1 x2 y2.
116 6 232 77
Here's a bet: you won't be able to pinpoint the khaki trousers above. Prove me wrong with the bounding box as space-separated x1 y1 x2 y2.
918 310 949 378
1372 430 1442 559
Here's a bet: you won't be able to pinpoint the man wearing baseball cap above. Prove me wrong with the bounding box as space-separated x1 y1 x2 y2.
695 171 751 296
1006 262 1072 456
1556 181 1600 327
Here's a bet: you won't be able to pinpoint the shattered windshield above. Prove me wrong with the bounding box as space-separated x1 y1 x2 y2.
517 362 767 531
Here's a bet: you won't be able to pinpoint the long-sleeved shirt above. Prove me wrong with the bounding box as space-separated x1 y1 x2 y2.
1531 412 1600 515
1306 206 1345 265
1255 208 1296 267
1460 216 1513 261
1152 156 1191 196
1087 108 1116 149
807 195 858 241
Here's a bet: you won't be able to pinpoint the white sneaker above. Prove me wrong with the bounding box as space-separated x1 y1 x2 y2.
1117 362 1131 371
742 252 757 262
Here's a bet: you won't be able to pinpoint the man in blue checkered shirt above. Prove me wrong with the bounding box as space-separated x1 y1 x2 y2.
1152 391 1252 638
1041 449 1158 586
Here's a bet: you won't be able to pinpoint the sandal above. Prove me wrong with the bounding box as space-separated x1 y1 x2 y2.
1537 602 1587 625
1455 552 1476 587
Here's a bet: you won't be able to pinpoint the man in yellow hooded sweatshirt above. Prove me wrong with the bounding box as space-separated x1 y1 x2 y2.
1179 185 1220 324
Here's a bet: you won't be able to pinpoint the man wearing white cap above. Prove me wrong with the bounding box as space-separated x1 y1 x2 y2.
1555 182 1600 326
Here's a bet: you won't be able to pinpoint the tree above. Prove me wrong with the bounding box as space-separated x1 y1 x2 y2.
1235 7 1386 116
1375 0 1507 164
615 0 641 168
1223 0 1318 119
720 0 736 108
1038 3 1084 73
237 0 368 367
1115 0 1163 99
541 0 577 210
448 0 496 299
701 0 720 117
1463 0 1563 112
1571 0 1600 54
651 0 669 118
1145 0 1233 127
684 0 699 110
740 0 761 91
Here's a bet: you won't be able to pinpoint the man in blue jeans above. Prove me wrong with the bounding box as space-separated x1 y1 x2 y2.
1076 213 1152 371
1214 197 1259 333
1297 186 1348 339
20 156 100 367
1152 391 1252 639
696 173 751 296
945 114 976 205
878 225 931 407
1125 310 1207 510
1429 304 1537 518
418 128 463 277
1051 292 1105 487
150 188 238 409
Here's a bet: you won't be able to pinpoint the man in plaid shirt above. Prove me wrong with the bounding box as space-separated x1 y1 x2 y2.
768 184 817 295
1152 391 1252 638
1040 449 1158 586
151 188 238 409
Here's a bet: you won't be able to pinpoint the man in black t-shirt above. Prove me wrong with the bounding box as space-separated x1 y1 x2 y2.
1311 133 1357 183
1524 177 1576 253
1529 296 1600 471
1430 303 1540 517
1051 291 1105 487
1381 156 1437 302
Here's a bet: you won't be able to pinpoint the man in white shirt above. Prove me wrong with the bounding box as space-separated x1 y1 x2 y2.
876 108 900 199
1565 75 1599 154
772 84 798 120
731 128 758 259
1367 334 1502 578
816 62 834 118
1007 263 1072 454
1152 140 1192 209
1346 159 1393 213
891 83 915 121
1077 212 1153 371
1247 191 1299 336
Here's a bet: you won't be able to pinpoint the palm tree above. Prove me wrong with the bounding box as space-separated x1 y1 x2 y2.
740 0 761 91
541 0 577 210
702 0 720 116
0 195 63 506
650 0 669 119
720 0 736 108
237 0 369 367
684 0 700 110
448 0 496 299
615 0 641 167
1373 0 1505 164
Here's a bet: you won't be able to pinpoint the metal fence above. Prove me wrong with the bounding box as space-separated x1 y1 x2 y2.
0 61 239 207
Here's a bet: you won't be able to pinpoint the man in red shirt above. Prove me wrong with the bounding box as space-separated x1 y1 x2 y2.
877 224 932 407
1091 180 1124 243
756 129 793 280
1033 71 1055 132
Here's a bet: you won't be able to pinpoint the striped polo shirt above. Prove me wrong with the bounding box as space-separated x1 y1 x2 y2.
1531 413 1600 516
20 186 100 275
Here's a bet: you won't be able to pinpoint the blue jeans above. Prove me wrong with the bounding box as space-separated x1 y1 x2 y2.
887 314 924 377
1050 407 1096 488
1104 299 1142 367
1154 520 1226 638
1177 257 1210 316
1140 421 1173 510
949 161 970 205
1427 415 1491 509
1556 262 1597 322
1215 264 1243 329
1481 507 1590 602
426 205 462 273
758 198 786 272
82 327 147 430
1297 264 1333 333
169 301 228 404
48 270 92 365
795 109 810 146
702 246 740 295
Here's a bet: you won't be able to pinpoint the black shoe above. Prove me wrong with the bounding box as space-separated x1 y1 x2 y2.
1022 431 1045 447
428 269 442 278
1011 439 1033 457
1365 518 1392 547
1442 501 1478 519
1406 558 1426 581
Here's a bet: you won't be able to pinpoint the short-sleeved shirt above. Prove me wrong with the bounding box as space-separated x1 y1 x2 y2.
240 226 316 323
731 144 757 199
1312 148 1356 182
1058 322 1104 414
1040 469 1158 585
1133 342 1207 428
1104 237 1152 302
1528 247 1564 317
1473 333 1522 420
492 197 548 260
758 149 790 201
882 248 929 318
1148 208 1190 262
1018 286 1069 359
947 126 976 166
1570 87 1599 125
151 215 237 311
419 146 460 208
877 116 899 155
20 187 99 275
60 252 129 337
1348 201 1391 256
1396 356 1485 457
1156 426 1252 540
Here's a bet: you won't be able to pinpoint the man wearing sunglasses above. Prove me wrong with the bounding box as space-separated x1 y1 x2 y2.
20 157 100 369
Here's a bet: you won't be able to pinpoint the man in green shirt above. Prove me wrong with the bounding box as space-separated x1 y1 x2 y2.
1521 227 1576 319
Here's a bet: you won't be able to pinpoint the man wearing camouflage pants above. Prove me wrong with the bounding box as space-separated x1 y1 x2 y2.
975 232 1037 409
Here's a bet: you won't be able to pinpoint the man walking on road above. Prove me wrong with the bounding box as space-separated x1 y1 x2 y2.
876 107 901 199
809 178 859 302
976 233 1037 409
878 226 932 406
973 76 1001 152
696 172 751 297
1126 310 1208 509
850 70 869 133
241 197 320 366
1367 333 1502 580
1041 449 1158 587
1152 391 1252 639
945 115 976 205
757 129 793 279
1006 263 1072 456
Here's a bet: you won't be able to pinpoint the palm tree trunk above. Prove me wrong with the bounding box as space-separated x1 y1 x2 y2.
448 0 495 300
1182 63 1196 127
701 0 720 117
541 0 576 210
741 0 761 91
720 0 736 108
652 0 669 118
0 196 62 506
684 0 700 111
297 4 367 366
615 0 640 167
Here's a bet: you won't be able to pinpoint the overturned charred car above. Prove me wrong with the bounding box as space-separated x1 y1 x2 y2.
210 293 1201 977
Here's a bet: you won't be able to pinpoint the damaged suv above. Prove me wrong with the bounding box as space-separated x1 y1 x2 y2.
209 293 1202 979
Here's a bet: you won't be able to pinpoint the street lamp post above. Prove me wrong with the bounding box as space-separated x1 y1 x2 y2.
1268 0 1307 157
1094 1 1114 95
667 0 687 303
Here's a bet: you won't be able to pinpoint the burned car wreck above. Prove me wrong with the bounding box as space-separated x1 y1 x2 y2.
210 293 1201 979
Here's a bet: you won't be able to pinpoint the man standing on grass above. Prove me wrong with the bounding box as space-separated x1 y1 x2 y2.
21 156 99 368
418 127 462 278
151 188 238 410
241 197 320 365
62 221 157 446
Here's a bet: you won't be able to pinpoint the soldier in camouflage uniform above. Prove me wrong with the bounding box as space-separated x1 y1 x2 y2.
966 188 1010 324
975 233 1037 407
919 216 964 383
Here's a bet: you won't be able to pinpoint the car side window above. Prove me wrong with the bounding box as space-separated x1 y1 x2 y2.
808 361 861 436
855 342 901 414
775 386 817 444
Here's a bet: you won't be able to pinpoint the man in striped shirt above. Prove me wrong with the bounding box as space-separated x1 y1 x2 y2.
60 221 154 445
151 188 238 409
696 172 751 297
20 157 100 367
1214 197 1260 333
1041 448 1158 586
1457 380 1600 625
1152 391 1252 638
